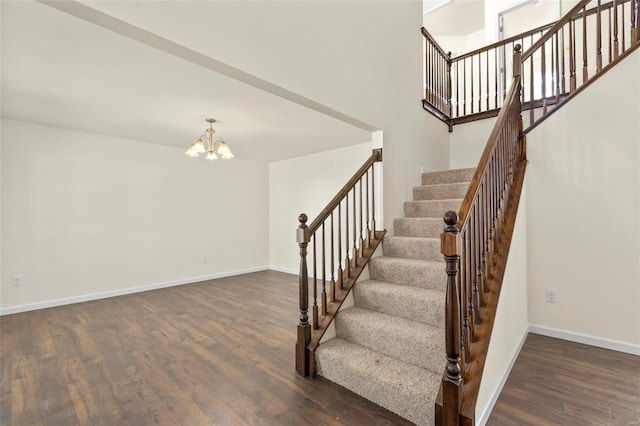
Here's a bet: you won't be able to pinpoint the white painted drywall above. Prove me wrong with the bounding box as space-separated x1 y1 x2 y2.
82 0 451 231
269 142 372 274
450 117 498 169
1 119 269 312
526 51 640 346
476 180 530 424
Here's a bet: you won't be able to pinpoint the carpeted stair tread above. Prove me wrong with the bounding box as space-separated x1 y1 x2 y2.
393 217 445 238
316 337 441 426
354 279 445 327
382 236 442 261
413 181 470 200
368 256 445 291
422 167 475 185
335 306 444 372
404 199 462 218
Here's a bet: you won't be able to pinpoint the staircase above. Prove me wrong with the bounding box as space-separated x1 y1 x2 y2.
316 168 475 425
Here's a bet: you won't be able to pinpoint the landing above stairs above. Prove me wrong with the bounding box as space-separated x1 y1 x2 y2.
316 167 473 426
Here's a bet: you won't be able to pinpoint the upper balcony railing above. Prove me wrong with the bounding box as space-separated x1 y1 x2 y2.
423 0 639 129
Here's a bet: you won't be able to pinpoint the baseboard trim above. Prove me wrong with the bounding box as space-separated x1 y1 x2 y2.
529 324 640 356
0 266 269 316
476 328 529 426
268 265 298 275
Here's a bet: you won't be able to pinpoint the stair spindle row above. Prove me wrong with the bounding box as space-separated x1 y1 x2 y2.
296 149 383 377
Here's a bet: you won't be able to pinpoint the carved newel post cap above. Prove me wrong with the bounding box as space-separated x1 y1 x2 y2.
514 44 522 52
443 211 458 233
298 213 308 226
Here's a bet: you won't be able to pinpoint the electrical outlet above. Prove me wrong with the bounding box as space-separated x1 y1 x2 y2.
545 290 557 303
201 256 208 264
11 275 23 287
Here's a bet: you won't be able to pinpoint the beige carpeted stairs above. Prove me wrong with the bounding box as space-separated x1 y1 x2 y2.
316 167 475 426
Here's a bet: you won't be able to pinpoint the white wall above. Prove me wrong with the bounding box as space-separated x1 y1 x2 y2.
476 181 529 425
269 142 372 274
82 0 451 230
450 117 498 169
1 119 269 313
526 51 640 348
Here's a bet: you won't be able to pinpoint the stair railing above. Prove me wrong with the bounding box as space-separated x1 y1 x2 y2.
521 0 639 130
296 148 385 377
423 0 639 128
437 46 526 425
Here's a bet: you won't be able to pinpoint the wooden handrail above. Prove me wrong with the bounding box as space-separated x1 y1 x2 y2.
458 74 521 229
295 148 384 377
422 27 450 59
305 149 382 236
522 0 592 60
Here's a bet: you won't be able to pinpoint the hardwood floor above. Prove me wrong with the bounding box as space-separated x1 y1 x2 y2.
0 271 413 426
488 333 640 425
3 271 639 425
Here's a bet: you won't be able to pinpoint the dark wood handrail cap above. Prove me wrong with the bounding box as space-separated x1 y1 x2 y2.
298 214 308 226
514 44 522 52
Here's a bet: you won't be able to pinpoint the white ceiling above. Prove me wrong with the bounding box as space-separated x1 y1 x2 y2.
0 1 372 163
423 0 485 37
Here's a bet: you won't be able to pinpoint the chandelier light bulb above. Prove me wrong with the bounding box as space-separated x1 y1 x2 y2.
206 150 218 160
193 138 206 153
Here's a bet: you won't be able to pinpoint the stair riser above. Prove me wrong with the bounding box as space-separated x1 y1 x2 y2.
393 218 443 238
383 237 442 262
335 314 443 372
354 284 444 328
422 168 475 185
413 183 469 200
368 259 445 291
404 200 461 218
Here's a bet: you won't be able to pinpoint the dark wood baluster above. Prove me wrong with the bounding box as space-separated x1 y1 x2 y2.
478 53 482 113
463 59 467 115
352 186 357 266
456 60 460 117
296 214 310 376
345 192 350 279
494 49 498 109
613 0 619 58
312 234 318 329
441 211 462 425
365 170 370 248
465 230 475 338
502 44 507 102
337 203 343 290
632 0 640 45
529 35 535 124
321 223 327 316
424 39 429 99
553 32 562 105
485 51 489 111
371 162 377 237
331 211 336 302
608 8 613 65
541 40 547 114
472 205 483 311
561 26 566 94
471 55 475 114
583 6 589 82
460 228 470 362
359 178 364 253
427 42 432 102
622 2 626 52
597 0 603 72
570 18 577 91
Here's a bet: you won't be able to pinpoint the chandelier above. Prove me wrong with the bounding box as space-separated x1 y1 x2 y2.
185 118 234 160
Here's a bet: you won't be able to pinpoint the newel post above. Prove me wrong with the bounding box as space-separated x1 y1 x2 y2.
441 211 462 425
296 214 312 377
513 44 522 78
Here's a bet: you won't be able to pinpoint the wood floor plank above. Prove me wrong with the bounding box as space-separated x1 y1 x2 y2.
488 333 640 425
0 271 412 425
